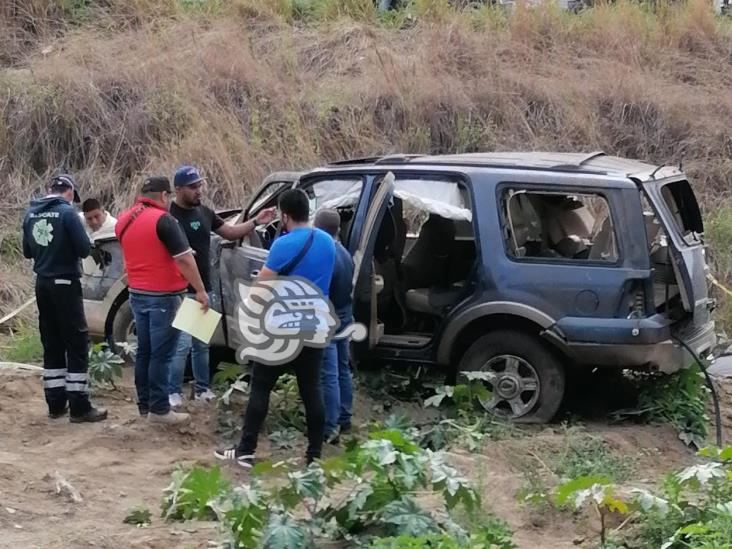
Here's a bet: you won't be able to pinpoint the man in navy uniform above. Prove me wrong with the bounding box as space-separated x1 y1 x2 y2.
22 174 108 422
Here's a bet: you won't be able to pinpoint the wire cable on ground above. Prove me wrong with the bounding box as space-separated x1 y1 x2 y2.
671 335 723 448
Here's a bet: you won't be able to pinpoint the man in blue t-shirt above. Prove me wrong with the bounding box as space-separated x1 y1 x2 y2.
314 208 355 443
215 189 335 468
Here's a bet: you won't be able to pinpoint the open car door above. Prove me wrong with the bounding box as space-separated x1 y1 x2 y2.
640 177 712 325
352 172 395 349
216 172 299 351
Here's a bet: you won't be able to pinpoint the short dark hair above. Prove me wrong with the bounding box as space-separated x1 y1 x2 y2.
278 189 309 223
49 184 69 195
82 198 102 213
314 208 341 237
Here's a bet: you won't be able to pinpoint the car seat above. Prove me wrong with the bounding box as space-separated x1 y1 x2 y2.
402 214 460 316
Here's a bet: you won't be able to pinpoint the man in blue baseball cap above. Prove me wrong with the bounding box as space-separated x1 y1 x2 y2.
167 165 275 408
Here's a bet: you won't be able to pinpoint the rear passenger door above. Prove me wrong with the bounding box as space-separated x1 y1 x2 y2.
352 172 395 349
497 184 648 343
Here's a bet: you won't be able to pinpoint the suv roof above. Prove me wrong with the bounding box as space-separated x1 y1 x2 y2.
325 151 683 181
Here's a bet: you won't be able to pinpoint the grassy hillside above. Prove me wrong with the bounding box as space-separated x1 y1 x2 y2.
1 0 732 318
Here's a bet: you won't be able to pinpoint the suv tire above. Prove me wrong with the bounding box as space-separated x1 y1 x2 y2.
111 300 136 362
457 330 565 424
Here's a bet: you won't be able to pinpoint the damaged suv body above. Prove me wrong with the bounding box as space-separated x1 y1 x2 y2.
82 152 716 423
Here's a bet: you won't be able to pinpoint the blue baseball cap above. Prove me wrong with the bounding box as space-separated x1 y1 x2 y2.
173 165 205 188
50 173 81 203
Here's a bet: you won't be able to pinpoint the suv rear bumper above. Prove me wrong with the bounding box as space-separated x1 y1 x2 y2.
561 320 716 373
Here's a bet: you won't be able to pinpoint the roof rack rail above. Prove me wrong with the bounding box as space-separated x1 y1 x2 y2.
373 154 424 165
576 151 606 166
328 156 383 166
550 151 606 171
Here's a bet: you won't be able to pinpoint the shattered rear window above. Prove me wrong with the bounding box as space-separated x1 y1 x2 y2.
659 180 703 246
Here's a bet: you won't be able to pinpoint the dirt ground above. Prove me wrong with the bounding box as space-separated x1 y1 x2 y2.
0 364 726 549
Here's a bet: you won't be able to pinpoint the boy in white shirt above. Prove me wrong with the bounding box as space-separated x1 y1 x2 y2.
79 198 117 241
79 198 117 276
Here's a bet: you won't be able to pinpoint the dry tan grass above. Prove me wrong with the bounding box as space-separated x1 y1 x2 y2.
0 0 731 316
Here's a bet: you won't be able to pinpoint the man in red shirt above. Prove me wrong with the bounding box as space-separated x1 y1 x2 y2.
115 176 208 425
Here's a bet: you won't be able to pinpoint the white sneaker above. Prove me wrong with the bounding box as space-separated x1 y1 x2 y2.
169 393 183 409
194 389 216 402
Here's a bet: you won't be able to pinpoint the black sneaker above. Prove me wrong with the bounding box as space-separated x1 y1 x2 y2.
324 430 340 445
214 447 255 469
339 422 352 435
70 406 108 423
48 405 68 419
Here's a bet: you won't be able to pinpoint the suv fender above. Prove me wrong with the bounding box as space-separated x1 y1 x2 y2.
437 301 567 366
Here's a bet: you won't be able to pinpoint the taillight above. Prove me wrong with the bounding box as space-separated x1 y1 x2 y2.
621 279 648 319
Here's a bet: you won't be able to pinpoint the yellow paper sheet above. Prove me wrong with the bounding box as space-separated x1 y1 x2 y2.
171 297 222 344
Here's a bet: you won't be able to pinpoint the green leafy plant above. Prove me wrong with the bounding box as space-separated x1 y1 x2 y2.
217 373 250 406
555 476 629 547
161 428 497 548
615 366 710 448
213 362 248 387
269 374 306 432
269 428 300 450
424 375 492 411
162 465 231 521
87 342 124 389
212 484 272 549
632 446 732 548
420 376 521 452
123 507 152 527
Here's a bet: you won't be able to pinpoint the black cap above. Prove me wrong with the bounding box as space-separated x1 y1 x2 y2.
50 174 80 203
141 176 171 193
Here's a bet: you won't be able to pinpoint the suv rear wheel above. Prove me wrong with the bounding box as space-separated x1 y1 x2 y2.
457 330 565 423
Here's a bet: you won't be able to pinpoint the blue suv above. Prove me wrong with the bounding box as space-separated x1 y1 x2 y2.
84 152 717 423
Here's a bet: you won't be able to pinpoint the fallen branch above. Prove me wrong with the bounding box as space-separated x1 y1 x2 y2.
0 298 36 326
0 362 42 371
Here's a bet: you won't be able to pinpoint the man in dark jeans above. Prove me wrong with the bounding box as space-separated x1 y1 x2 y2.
21 173 107 422
115 176 209 426
167 165 275 407
314 208 356 443
215 189 335 468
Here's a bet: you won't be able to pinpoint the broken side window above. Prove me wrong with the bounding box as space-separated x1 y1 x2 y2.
502 189 619 262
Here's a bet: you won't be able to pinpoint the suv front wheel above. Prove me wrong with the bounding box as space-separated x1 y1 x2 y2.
457 330 565 424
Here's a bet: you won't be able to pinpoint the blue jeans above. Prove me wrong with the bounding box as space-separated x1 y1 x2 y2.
129 292 182 415
169 292 214 396
321 336 353 436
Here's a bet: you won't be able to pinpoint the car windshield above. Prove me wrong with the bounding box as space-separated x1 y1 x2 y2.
248 181 290 215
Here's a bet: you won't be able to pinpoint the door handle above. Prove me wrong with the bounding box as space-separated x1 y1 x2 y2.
250 269 261 278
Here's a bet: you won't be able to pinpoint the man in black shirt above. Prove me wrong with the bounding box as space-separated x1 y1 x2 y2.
168 165 275 407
